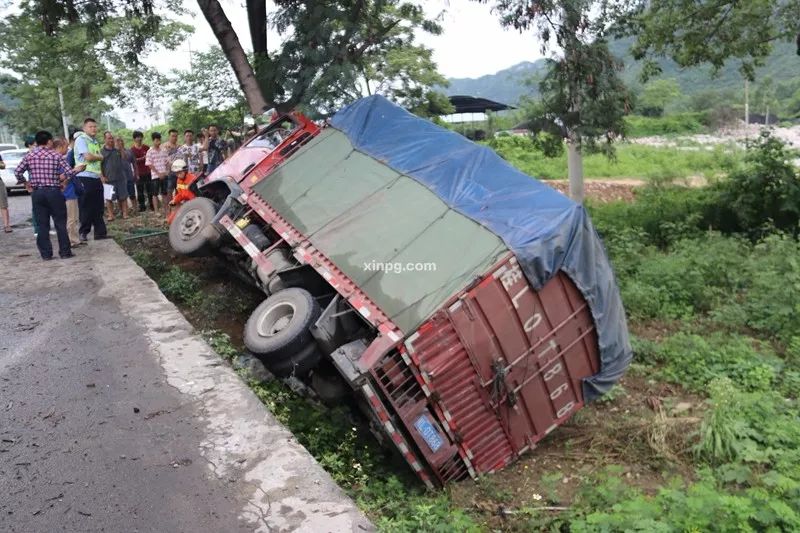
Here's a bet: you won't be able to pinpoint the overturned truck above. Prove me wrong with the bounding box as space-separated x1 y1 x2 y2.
168 96 632 487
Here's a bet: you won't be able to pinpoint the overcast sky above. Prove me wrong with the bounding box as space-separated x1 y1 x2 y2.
160 0 543 79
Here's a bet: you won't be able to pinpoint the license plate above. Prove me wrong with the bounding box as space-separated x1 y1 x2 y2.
414 414 444 453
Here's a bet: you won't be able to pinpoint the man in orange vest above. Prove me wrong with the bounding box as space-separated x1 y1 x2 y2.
167 159 199 224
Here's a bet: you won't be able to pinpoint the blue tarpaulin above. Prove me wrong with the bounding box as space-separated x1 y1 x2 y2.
331 95 632 400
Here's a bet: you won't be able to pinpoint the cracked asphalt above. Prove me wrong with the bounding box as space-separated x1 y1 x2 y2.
0 193 372 532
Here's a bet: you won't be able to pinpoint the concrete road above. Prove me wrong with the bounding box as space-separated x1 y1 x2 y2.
0 212 372 532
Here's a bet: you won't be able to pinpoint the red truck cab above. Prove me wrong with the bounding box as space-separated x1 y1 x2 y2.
201 112 320 194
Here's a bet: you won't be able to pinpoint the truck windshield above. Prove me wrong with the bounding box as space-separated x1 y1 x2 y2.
249 117 297 150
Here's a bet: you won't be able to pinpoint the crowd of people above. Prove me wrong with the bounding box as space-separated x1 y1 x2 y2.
0 117 232 260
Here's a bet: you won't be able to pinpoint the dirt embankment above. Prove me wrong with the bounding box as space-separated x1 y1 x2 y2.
546 180 642 203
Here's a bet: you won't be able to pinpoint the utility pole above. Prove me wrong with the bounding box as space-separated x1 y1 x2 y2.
57 85 69 138
744 79 749 126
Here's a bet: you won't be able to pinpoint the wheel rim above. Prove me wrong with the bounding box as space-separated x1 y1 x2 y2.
257 301 297 337
179 208 204 240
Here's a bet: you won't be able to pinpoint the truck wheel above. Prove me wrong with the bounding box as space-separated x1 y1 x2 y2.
257 342 322 378
244 288 321 358
169 198 219 257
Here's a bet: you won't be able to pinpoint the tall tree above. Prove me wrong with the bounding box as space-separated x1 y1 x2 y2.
196 0 449 116
479 0 631 203
754 76 778 124
637 78 681 117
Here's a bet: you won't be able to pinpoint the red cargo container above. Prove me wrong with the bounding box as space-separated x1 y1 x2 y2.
169 97 630 487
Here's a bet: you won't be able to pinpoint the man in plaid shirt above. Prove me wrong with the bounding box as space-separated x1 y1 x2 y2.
15 130 85 260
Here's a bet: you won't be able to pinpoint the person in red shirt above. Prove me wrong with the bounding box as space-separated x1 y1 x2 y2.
130 131 153 212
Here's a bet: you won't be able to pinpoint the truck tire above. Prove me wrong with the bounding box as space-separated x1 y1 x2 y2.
169 197 219 257
257 342 322 378
243 288 321 358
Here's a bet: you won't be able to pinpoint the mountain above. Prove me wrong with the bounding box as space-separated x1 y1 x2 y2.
444 39 799 106
445 61 547 106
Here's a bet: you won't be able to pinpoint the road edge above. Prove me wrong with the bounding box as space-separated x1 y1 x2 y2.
90 239 374 532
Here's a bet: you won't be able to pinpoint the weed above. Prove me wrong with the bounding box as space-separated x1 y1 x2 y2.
158 266 201 304
636 332 780 393
202 330 239 361
594 384 626 404
694 378 752 464
131 249 168 276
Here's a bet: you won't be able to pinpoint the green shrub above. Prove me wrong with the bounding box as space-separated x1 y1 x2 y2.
590 185 716 249
714 131 800 238
710 234 800 343
625 113 706 137
158 266 201 303
609 233 751 321
638 332 781 392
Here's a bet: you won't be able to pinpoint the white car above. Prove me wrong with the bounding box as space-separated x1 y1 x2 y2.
1 149 29 193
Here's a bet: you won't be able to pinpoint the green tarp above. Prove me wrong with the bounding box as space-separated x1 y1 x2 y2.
253 129 507 333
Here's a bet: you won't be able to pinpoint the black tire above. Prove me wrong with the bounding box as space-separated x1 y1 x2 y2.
257 342 322 378
169 197 218 257
243 288 321 358
243 224 270 251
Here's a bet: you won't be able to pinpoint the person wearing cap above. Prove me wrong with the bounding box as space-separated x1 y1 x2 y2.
167 158 199 222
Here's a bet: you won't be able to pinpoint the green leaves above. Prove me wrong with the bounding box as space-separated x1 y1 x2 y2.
719 131 800 238
628 0 800 82
0 0 189 136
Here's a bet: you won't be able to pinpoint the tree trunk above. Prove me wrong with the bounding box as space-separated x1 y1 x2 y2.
197 0 271 116
566 138 585 204
246 0 275 105
765 105 770 126
246 0 267 54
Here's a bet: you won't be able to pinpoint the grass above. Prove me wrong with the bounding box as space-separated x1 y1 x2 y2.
488 136 743 180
